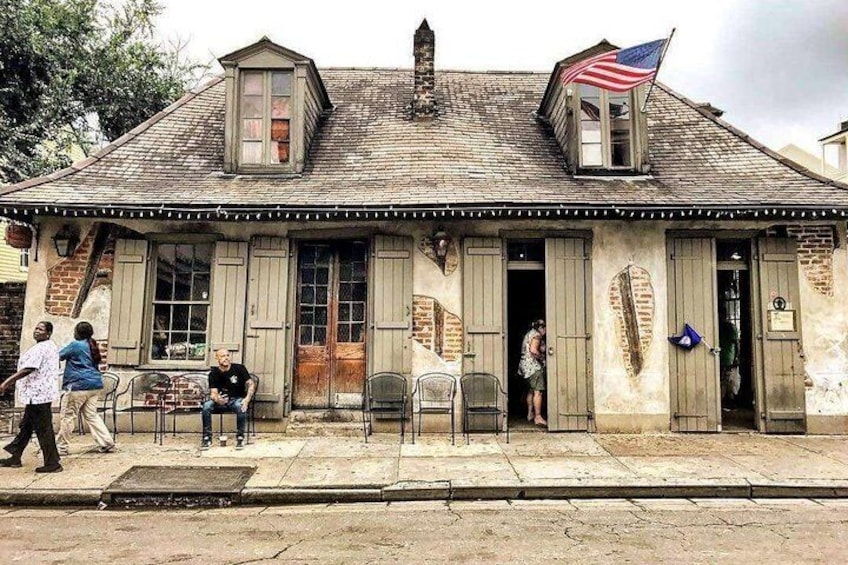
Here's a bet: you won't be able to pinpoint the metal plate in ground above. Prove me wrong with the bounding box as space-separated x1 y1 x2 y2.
105 466 256 496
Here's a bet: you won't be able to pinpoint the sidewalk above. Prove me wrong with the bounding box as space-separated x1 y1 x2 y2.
1 430 848 506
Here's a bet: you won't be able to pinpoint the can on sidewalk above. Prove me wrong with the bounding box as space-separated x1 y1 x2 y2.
219 435 227 447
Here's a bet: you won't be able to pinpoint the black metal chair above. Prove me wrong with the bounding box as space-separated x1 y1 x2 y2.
460 372 509 444
165 372 209 439
113 372 171 444
362 372 408 443
411 372 457 445
214 373 259 444
77 372 121 437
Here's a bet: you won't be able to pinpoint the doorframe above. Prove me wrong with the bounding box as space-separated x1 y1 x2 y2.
286 235 372 412
500 232 595 430
667 230 768 433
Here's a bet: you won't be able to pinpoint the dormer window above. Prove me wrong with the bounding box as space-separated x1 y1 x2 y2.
537 41 652 175
240 70 292 165
219 37 331 174
579 85 633 169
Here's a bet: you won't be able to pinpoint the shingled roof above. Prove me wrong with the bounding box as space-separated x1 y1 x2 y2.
2 67 847 222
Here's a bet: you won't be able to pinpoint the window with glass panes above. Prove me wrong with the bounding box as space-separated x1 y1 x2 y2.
297 241 367 347
336 242 367 343
298 245 330 346
240 70 292 166
150 243 212 361
578 84 633 169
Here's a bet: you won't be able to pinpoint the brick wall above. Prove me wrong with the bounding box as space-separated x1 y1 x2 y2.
412 294 462 362
787 226 834 297
0 282 26 380
609 265 654 378
45 226 115 316
45 228 94 316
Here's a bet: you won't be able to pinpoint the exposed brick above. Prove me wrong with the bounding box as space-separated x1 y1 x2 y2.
787 225 834 297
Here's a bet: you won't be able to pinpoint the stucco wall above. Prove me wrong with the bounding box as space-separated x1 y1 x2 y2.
797 224 848 418
592 223 669 421
18 217 848 432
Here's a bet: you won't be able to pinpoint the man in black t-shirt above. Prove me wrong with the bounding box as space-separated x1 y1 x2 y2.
200 349 255 450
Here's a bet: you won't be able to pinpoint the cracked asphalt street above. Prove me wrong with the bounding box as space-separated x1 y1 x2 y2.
1 498 846 563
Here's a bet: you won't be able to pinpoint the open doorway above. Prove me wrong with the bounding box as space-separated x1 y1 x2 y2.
717 240 756 431
505 240 546 428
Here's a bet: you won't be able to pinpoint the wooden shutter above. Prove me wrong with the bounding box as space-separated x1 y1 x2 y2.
243 236 290 419
546 238 593 431
369 235 413 376
107 239 149 366
757 237 806 433
462 237 504 380
209 241 249 363
667 237 720 432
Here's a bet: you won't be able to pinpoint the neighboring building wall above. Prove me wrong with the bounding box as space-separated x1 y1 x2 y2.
0 282 26 378
0 221 28 282
18 217 848 432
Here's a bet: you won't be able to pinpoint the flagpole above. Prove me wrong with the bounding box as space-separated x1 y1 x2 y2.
641 28 676 113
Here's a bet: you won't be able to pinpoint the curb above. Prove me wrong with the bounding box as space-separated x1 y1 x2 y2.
5 480 848 507
0 489 102 506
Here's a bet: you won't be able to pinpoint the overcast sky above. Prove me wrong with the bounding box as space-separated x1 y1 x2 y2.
154 0 848 158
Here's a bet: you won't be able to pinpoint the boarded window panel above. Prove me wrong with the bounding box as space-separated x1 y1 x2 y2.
272 97 291 119
241 95 263 118
242 141 262 164
243 72 263 95
271 119 290 141
242 119 263 140
271 72 292 95
275 142 290 163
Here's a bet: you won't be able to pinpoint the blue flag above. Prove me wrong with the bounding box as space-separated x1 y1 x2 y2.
668 323 702 350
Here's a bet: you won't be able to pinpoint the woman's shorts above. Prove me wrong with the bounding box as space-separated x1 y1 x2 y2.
526 369 546 392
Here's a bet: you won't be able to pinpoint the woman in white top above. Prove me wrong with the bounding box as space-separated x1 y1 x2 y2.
518 319 547 426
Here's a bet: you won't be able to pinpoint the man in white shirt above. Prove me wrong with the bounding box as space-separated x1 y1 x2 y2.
0 321 62 473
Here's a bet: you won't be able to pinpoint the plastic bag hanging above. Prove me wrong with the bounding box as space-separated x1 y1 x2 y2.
668 323 703 350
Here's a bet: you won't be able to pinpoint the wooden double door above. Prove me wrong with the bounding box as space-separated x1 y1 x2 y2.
667 236 806 433
293 241 368 408
462 237 594 431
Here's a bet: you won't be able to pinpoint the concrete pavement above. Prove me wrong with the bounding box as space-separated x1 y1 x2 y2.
2 429 848 505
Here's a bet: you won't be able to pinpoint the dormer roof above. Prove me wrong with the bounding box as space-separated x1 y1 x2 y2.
218 36 331 111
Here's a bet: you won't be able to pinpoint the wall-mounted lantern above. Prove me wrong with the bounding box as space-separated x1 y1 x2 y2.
419 226 457 276
52 225 79 258
431 227 451 264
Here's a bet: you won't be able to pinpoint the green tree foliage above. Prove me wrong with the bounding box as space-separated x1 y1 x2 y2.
0 0 206 184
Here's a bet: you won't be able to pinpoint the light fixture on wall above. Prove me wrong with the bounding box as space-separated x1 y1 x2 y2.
52 225 79 258
431 227 451 264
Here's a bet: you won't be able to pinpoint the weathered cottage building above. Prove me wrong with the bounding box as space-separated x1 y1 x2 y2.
3 23 848 434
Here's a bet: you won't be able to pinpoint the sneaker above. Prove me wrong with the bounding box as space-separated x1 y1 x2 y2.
98 444 117 454
0 457 22 468
235 437 244 450
200 437 212 451
35 464 63 473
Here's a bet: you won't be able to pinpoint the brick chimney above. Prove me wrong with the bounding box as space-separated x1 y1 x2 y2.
413 19 435 120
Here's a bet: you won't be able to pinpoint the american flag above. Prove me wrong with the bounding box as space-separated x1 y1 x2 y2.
560 39 666 92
